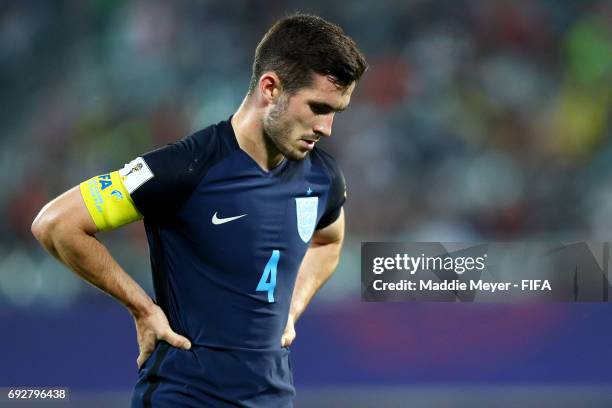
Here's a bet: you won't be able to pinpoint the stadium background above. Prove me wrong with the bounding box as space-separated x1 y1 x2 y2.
1 1 611 406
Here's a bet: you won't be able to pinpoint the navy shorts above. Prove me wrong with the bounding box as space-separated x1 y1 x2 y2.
131 341 295 407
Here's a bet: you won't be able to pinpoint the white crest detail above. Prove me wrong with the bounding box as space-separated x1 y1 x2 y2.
295 197 318 242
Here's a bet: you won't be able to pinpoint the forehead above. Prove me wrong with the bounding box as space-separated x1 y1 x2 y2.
294 74 355 106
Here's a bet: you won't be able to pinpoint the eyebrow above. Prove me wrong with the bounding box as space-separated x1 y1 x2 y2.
308 101 347 112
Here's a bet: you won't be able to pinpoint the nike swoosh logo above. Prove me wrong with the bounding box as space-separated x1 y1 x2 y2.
212 212 248 225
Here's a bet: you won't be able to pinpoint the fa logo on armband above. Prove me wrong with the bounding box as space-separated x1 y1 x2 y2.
110 190 124 201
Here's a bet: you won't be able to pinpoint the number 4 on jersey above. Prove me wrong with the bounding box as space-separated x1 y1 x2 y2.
257 250 280 303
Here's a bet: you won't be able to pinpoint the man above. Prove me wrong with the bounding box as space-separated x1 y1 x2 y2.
32 13 366 407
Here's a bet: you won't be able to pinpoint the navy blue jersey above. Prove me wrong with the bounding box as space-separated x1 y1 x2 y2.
130 117 345 351
129 117 345 406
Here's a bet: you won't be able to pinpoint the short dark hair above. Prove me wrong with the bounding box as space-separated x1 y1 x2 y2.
248 13 368 95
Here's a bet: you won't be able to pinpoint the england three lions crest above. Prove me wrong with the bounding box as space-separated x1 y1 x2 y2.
295 197 318 243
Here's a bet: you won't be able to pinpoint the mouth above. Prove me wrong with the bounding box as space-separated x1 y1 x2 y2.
300 139 318 151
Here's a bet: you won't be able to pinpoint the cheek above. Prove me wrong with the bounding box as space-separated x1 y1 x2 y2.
296 112 315 133
292 122 310 139
287 100 313 127
284 115 309 137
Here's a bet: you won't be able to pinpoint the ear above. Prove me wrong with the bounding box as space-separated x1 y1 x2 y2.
258 72 282 104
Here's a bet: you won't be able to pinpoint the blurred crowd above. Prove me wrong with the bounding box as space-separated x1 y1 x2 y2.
0 0 611 307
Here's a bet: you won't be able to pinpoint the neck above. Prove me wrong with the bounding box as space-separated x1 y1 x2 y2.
231 97 284 171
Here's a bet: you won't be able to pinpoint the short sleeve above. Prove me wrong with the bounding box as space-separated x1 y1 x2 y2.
125 129 217 220
316 156 346 230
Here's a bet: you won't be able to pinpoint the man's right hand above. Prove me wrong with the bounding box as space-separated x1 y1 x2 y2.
134 304 192 369
31 187 191 370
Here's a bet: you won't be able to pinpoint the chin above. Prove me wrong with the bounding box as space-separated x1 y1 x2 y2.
283 148 309 161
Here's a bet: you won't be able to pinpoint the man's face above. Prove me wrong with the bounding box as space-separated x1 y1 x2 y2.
262 74 355 161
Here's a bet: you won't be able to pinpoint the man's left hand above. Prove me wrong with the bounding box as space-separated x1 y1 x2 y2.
281 316 296 347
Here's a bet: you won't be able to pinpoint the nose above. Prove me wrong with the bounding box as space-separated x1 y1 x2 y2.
313 114 334 138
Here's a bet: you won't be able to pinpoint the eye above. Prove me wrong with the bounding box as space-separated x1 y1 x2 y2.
309 103 332 115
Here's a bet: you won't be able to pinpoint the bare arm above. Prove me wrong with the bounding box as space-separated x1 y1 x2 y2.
281 208 345 346
32 187 153 315
31 186 190 367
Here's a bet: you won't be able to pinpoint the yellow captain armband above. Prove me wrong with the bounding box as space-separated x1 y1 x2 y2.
79 171 143 231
